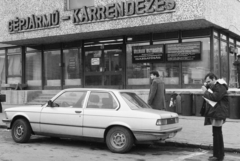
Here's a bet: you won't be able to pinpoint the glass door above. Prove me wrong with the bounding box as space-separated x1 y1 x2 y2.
43 50 61 89
84 45 124 89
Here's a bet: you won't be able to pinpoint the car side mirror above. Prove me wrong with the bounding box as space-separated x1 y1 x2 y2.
47 100 53 107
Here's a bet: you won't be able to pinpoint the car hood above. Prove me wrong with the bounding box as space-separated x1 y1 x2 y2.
4 105 43 113
134 108 178 119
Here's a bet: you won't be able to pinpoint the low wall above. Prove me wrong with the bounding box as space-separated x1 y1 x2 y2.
0 90 42 104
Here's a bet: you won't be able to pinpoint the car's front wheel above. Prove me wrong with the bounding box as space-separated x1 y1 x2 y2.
11 118 31 143
106 127 134 153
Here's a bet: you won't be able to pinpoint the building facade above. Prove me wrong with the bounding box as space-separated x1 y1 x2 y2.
1 0 240 90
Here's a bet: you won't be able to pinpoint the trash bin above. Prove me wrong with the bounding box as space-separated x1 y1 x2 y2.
194 94 204 116
228 94 240 119
180 93 193 116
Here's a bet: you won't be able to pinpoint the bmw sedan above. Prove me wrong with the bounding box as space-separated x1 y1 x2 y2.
2 88 182 153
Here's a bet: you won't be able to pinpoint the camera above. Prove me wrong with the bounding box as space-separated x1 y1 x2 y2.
204 82 210 89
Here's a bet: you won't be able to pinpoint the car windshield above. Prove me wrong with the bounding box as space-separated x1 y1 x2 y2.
120 92 151 109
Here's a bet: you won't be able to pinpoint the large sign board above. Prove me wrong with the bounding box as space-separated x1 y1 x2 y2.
132 44 164 63
166 41 202 61
73 0 176 24
8 0 176 33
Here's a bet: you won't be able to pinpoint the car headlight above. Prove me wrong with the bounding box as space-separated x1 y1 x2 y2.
156 119 167 125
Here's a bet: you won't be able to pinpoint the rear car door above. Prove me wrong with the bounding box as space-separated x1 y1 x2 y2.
40 91 87 136
83 91 119 138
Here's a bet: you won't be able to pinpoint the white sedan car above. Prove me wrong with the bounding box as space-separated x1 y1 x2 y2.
2 88 182 153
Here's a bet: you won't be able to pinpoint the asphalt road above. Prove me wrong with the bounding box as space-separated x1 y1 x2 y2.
1 129 240 161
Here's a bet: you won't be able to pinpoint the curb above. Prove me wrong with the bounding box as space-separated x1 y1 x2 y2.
156 141 240 153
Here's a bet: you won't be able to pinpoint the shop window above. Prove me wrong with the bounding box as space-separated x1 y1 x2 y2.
44 50 61 86
63 48 82 86
7 48 22 84
213 38 220 77
126 43 151 88
229 40 236 88
229 38 234 44
229 51 237 88
220 40 228 81
221 34 227 40
7 48 21 53
153 40 180 85
213 30 219 37
26 52 42 87
0 50 6 84
182 38 210 86
237 41 240 46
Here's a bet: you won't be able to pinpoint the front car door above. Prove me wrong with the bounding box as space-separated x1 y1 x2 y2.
40 91 87 137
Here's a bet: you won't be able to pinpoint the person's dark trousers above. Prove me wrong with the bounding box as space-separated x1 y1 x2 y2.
212 126 225 159
0 102 2 113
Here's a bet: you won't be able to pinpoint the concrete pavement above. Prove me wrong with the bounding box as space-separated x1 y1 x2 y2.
1 104 240 152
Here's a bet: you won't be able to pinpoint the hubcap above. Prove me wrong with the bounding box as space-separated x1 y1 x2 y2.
15 125 24 138
111 132 126 148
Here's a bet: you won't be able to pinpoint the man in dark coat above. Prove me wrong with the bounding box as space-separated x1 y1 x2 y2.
233 53 240 88
201 73 229 161
148 71 166 110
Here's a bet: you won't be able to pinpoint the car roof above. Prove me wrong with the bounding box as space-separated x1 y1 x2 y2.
62 88 135 93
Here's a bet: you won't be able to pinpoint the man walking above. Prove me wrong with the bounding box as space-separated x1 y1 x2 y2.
201 73 229 161
148 70 166 110
233 53 240 88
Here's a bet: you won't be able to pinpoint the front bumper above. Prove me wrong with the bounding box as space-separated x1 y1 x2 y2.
133 127 182 142
2 119 11 128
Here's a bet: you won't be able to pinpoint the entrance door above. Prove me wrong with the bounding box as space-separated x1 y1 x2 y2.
84 45 124 89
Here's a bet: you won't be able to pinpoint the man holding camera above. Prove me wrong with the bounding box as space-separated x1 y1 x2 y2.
201 73 229 161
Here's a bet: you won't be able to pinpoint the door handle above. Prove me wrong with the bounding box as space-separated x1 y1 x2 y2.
75 111 82 113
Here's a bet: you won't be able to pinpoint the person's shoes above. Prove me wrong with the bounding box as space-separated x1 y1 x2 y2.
208 156 224 161
208 156 215 159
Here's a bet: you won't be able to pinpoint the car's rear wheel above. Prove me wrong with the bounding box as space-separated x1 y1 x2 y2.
106 127 134 153
11 118 31 143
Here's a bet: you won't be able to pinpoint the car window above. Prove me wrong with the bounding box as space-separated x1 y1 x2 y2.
53 91 87 108
87 92 118 109
120 92 151 109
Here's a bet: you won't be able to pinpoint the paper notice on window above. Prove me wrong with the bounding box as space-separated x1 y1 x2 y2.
202 96 217 107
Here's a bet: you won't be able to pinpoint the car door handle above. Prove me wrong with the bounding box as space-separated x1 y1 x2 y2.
75 111 82 113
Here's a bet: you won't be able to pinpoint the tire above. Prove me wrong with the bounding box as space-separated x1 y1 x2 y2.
106 127 134 153
11 119 31 143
